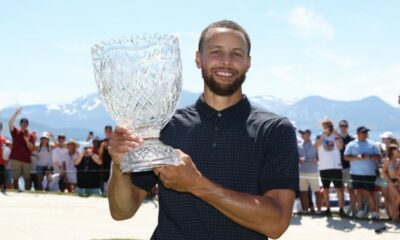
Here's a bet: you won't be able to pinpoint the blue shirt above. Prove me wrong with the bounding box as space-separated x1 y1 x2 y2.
297 141 318 173
131 95 299 240
344 139 380 176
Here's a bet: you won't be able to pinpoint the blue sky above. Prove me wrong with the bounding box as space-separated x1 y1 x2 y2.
1 0 399 109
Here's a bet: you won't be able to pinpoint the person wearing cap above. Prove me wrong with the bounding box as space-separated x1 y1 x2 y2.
297 128 322 214
74 142 102 196
64 139 80 193
8 108 35 190
315 118 345 217
33 132 55 190
52 133 68 191
338 120 356 216
379 131 397 160
344 126 381 219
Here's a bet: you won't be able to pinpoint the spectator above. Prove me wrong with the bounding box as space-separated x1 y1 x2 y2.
338 120 356 216
297 128 322 213
64 139 80 193
52 133 67 173
344 126 381 219
0 122 6 193
3 139 13 190
8 108 35 191
315 118 345 216
379 132 396 160
381 144 400 221
74 142 102 197
99 125 113 196
41 166 62 192
34 132 54 190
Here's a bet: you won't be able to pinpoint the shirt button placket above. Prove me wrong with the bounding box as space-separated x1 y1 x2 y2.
212 113 222 149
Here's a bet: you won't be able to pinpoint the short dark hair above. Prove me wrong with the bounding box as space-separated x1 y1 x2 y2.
105 125 113 130
20 118 29 125
198 20 251 56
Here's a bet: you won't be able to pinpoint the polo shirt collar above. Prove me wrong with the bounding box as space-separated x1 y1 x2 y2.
195 94 251 120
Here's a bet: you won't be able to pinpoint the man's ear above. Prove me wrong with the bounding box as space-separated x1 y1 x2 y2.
195 51 202 69
246 56 251 70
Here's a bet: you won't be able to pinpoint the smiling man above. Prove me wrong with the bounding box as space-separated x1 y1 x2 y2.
108 20 299 239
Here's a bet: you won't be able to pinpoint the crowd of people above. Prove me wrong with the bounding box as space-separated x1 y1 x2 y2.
294 118 400 222
0 108 113 197
1 108 399 221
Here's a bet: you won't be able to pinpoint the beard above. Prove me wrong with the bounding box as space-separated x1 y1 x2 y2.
202 68 246 96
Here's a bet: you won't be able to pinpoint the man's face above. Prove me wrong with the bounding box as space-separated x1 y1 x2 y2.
339 122 349 135
20 122 28 131
58 136 65 145
67 143 76 153
301 132 311 142
357 132 368 141
105 128 113 139
195 28 251 96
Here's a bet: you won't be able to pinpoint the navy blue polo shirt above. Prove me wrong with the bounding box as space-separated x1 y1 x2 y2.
132 95 299 240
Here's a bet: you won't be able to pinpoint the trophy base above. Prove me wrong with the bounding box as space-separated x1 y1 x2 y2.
120 139 180 173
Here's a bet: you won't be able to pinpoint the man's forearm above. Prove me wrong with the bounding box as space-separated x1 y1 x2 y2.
108 163 146 220
190 176 294 239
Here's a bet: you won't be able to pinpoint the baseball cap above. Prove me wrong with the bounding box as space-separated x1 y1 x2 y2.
357 126 370 133
380 131 394 139
298 128 311 134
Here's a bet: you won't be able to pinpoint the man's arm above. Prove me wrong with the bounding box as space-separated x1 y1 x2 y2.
8 108 22 132
344 155 362 161
107 126 147 220
193 178 294 239
156 151 295 239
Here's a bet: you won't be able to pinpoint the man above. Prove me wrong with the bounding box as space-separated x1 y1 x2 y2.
297 128 322 213
344 126 381 219
74 142 102 197
338 120 356 216
8 108 35 190
98 125 113 196
52 133 67 191
315 118 345 216
108 20 298 239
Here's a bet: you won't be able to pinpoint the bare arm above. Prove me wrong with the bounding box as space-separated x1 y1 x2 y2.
8 108 22 132
24 135 35 152
98 142 105 162
156 151 295 239
381 158 390 181
108 163 148 220
73 152 84 166
91 153 102 165
193 179 294 238
314 137 322 148
344 155 362 161
107 126 147 220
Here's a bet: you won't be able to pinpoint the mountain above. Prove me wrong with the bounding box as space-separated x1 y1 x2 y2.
1 91 399 141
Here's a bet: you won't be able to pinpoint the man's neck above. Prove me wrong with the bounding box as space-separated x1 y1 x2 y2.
203 87 243 111
303 139 310 144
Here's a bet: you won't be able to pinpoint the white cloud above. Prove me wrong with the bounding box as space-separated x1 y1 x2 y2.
287 6 334 40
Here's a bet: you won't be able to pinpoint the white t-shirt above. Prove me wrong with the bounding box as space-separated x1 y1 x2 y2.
52 147 68 173
65 151 79 184
317 134 342 170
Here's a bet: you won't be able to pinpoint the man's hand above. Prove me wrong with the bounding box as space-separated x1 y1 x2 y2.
299 156 306 164
153 149 202 193
108 126 144 167
15 107 22 116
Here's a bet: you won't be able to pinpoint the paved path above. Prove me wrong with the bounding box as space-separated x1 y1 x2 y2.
1 192 399 240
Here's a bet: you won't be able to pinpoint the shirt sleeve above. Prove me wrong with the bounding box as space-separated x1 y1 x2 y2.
131 171 158 193
344 142 352 155
259 117 299 194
